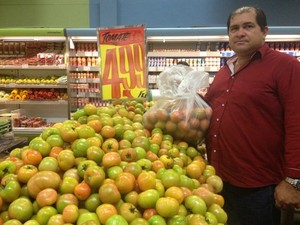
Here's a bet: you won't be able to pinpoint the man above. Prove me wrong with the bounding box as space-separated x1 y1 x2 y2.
204 6 300 225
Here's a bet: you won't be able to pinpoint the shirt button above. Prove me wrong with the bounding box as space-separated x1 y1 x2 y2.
226 89 229 92
213 149 217 153
221 103 225 107
216 118 220 121
214 134 217 138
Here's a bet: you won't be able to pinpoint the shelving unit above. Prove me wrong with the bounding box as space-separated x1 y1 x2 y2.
65 28 104 114
0 27 299 134
0 28 68 134
146 27 300 90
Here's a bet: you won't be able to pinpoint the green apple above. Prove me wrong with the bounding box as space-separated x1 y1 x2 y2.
71 138 90 158
46 134 64 148
29 137 51 157
184 195 207 215
206 175 223 193
208 203 228 224
205 211 218 225
60 125 78 143
40 127 60 141
75 124 95 139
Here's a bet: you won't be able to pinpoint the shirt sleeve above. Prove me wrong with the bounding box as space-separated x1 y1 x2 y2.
278 58 300 178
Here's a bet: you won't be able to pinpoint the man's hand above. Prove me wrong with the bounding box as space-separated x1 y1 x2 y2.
274 180 300 209
197 88 208 97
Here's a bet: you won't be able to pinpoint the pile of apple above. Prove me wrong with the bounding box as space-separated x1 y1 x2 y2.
0 101 227 225
143 98 212 146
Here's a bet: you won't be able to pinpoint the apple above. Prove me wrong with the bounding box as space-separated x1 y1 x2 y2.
62 119 81 128
77 116 88 124
84 165 106 190
112 115 124 126
133 114 143 123
119 139 132 149
46 134 64 148
189 118 201 129
192 186 215 207
86 120 102 133
40 127 60 141
86 136 102 147
97 106 115 117
60 125 78 143
71 138 91 158
134 146 147 160
208 203 228 224
144 110 158 124
75 124 96 139
38 156 59 172
203 165 216 178
72 109 86 120
29 137 52 157
206 175 223 193
200 118 210 131
184 195 207 215
164 120 177 133
155 108 169 122
132 136 151 151
87 146 104 165
170 110 185 123
83 104 97 116
191 107 207 120
59 176 79 194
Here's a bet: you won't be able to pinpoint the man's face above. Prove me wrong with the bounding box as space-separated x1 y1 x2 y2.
228 10 268 56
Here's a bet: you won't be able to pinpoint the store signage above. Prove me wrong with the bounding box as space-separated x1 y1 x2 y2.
97 25 147 100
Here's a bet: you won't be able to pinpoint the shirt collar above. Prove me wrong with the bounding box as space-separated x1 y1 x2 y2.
226 44 266 75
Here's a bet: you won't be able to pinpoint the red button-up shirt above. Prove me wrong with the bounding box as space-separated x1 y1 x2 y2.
205 44 300 188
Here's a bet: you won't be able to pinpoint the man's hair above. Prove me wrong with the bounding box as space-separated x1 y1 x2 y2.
227 6 268 32
177 61 190 66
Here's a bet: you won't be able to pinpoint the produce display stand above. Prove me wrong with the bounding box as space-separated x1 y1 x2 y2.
0 136 28 158
0 108 28 158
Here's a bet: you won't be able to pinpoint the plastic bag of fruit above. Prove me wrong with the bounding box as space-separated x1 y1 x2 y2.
143 65 212 145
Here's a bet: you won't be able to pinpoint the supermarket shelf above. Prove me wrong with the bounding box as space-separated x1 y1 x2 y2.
12 127 45 135
278 50 300 57
70 92 100 98
0 65 66 69
148 50 300 58
0 84 67 89
0 100 68 105
69 78 100 83
148 51 222 57
69 66 99 72
69 51 99 57
148 66 218 73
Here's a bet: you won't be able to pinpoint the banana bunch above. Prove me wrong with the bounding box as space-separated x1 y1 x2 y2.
0 91 9 100
9 89 28 100
56 75 67 84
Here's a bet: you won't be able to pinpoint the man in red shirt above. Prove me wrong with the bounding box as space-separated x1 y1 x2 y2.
205 6 300 225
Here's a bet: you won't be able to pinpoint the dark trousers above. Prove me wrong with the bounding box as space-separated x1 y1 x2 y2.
221 182 281 225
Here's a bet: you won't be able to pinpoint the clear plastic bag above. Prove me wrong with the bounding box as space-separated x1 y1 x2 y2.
143 65 212 145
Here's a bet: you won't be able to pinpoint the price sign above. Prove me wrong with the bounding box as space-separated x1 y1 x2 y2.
98 25 147 100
